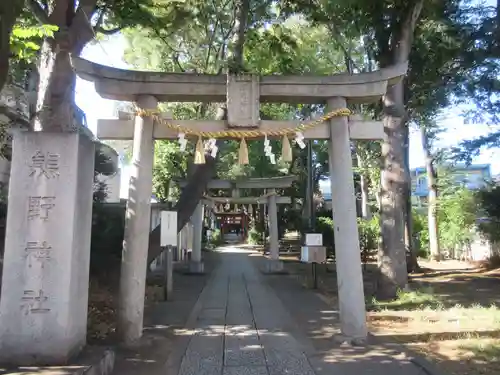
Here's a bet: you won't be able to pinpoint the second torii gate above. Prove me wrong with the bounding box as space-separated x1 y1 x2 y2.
175 175 297 272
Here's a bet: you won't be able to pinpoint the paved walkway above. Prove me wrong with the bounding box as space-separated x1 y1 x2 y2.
166 247 429 375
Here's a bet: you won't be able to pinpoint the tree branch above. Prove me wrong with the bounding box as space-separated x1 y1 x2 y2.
95 26 122 35
26 0 50 25
172 53 186 72
93 5 106 30
326 23 361 73
0 107 30 126
395 0 424 63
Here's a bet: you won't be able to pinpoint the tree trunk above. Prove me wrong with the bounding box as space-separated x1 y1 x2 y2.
356 149 372 220
0 0 24 92
147 113 224 265
227 0 250 73
421 126 440 260
378 81 408 299
33 38 77 131
360 174 371 219
30 1 96 131
377 0 424 299
403 122 420 273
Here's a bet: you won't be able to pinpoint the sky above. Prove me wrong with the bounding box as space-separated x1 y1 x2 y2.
74 34 500 198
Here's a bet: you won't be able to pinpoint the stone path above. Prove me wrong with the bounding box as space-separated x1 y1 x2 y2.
167 247 428 375
168 248 315 375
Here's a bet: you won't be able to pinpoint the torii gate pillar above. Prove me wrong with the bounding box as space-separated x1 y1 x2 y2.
327 97 367 341
190 202 205 273
118 95 157 345
266 189 283 273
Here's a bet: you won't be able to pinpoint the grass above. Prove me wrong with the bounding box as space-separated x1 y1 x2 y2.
279 256 500 375
368 287 500 375
460 341 500 362
369 287 444 311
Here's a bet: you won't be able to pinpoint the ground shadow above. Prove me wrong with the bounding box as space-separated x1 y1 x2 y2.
110 250 220 375
256 253 500 375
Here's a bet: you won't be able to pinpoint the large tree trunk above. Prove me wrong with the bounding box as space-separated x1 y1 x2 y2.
147 115 224 265
30 1 96 131
378 82 409 299
377 0 424 299
421 126 440 260
33 39 77 131
0 0 24 92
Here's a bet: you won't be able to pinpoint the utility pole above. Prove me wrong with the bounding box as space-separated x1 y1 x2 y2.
307 139 318 288
307 140 315 231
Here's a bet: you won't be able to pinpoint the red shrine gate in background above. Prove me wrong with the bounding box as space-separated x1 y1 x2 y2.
216 211 249 240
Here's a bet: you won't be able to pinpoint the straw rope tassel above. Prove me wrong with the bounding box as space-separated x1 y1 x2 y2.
238 138 249 165
281 135 292 162
194 136 206 164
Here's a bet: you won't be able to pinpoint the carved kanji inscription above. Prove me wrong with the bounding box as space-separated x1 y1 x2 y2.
28 196 55 221
29 151 60 178
20 289 51 315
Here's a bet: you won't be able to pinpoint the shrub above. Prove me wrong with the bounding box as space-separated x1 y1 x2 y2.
476 185 500 243
275 207 303 236
207 228 223 247
248 225 264 245
412 210 430 258
358 216 379 252
89 204 125 277
315 216 335 257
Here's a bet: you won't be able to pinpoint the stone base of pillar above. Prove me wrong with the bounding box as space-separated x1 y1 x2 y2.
264 259 285 274
188 261 205 274
0 132 95 365
334 334 368 347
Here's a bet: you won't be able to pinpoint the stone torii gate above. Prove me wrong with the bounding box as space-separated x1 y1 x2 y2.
0 55 406 364
71 56 406 344
176 175 298 272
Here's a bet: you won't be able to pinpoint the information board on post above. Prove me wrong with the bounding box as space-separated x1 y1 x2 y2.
160 211 178 247
305 233 323 246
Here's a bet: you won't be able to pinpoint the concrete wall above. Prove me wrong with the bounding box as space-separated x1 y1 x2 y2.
468 231 500 262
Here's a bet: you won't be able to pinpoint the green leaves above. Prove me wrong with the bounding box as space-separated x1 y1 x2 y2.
11 24 58 39
153 140 188 202
10 24 58 62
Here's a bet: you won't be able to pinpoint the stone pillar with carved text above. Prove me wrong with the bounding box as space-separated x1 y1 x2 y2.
190 202 204 273
266 189 283 272
118 95 157 345
327 97 367 341
0 132 95 365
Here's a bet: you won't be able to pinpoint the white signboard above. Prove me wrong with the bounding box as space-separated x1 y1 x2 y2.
301 246 327 263
161 211 178 247
305 233 323 246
